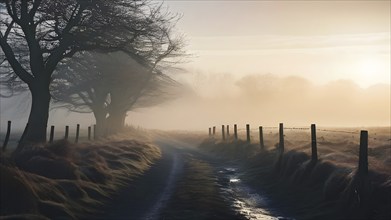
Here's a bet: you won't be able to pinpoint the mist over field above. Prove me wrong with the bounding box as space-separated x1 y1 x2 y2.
2 72 389 133
127 73 391 130
0 94 95 133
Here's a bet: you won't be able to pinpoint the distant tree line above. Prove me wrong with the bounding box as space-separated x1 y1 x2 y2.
0 0 186 152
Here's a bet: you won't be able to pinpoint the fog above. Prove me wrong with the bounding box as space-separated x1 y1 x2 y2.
0 94 94 133
1 73 390 133
127 73 390 130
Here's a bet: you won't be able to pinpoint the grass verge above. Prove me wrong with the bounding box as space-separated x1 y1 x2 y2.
199 137 391 220
0 138 161 219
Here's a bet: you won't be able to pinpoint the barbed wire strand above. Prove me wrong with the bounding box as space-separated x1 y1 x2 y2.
210 125 390 143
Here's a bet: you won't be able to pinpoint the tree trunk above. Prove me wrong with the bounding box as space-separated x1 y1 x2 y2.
106 110 127 135
93 108 107 138
17 81 51 149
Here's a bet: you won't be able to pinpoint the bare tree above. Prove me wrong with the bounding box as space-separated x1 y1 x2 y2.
51 6 186 137
105 27 185 134
0 0 167 148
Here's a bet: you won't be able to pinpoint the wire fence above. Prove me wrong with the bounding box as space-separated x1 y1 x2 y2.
209 124 391 144
1 121 97 151
208 123 391 177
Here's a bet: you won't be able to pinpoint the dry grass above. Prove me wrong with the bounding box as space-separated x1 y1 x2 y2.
199 127 391 220
0 136 161 219
223 127 390 173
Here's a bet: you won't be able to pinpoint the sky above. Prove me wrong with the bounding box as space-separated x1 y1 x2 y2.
125 0 391 129
164 0 390 88
1 0 390 133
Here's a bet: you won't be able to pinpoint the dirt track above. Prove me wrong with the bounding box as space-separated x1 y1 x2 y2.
97 135 288 220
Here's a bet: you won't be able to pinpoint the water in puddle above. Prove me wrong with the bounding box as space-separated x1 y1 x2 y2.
218 167 294 220
229 178 241 183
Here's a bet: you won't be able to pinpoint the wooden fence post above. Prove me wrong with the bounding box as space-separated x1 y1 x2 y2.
358 130 368 175
93 124 96 140
88 126 91 141
65 126 69 140
19 123 29 146
2 121 11 151
209 127 212 136
259 126 264 149
226 125 230 137
222 125 225 140
213 126 216 136
279 123 284 154
49 125 55 143
246 124 250 143
234 124 238 140
75 124 80 143
311 124 318 161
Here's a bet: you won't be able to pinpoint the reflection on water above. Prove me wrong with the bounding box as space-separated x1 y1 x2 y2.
229 178 241 183
218 167 294 220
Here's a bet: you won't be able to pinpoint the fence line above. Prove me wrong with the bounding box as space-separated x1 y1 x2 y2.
65 125 69 140
75 124 80 143
49 126 55 143
88 126 92 141
222 125 226 141
246 124 250 143
93 125 97 140
1 121 98 151
2 121 11 151
279 123 284 154
359 131 368 175
259 126 264 150
311 124 318 161
207 123 379 176
234 124 238 140
317 129 358 134
213 124 389 142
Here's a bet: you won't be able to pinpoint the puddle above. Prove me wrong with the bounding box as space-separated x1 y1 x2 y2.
229 178 241 183
217 167 294 220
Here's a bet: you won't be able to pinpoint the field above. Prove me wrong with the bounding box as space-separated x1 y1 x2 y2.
199 126 391 220
206 126 390 172
1 126 390 219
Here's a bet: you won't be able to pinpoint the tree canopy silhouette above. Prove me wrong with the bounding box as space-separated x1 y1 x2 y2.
0 0 183 148
52 51 184 137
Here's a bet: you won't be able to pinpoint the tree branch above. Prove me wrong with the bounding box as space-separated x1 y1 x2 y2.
0 32 33 84
3 20 14 40
45 4 85 73
29 0 42 24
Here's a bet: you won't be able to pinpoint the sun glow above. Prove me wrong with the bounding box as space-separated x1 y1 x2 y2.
354 57 389 87
361 58 381 75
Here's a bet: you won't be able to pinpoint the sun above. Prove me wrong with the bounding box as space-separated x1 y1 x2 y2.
360 59 381 76
355 58 385 87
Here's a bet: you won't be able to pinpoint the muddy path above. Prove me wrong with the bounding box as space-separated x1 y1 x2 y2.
98 136 292 220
